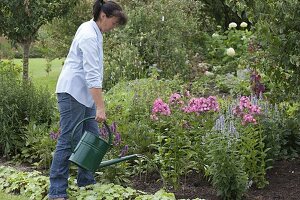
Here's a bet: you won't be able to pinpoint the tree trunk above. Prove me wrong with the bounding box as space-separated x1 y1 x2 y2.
22 40 31 81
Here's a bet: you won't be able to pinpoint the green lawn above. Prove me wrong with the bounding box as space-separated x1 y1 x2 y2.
0 191 28 200
12 58 64 93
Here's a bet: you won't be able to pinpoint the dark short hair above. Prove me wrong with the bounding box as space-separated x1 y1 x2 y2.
93 0 127 26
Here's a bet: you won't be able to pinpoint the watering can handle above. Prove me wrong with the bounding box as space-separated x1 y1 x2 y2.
70 116 113 151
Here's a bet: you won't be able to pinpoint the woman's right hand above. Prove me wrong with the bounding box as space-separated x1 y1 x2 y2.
95 108 106 122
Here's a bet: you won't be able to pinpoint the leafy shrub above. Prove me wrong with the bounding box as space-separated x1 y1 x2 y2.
41 0 213 89
204 21 254 75
105 75 182 155
204 133 248 200
0 60 55 157
150 93 220 188
203 96 270 199
13 122 58 169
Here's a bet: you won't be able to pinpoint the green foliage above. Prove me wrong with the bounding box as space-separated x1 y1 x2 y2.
0 166 178 200
254 0 300 99
0 191 28 200
259 102 300 160
0 0 77 43
238 125 269 188
151 95 219 188
0 167 49 200
226 0 300 99
204 133 248 200
14 122 57 169
38 0 92 59
0 60 55 157
0 39 16 59
104 35 143 90
205 23 253 75
201 95 294 198
41 0 214 88
105 76 182 156
0 0 77 79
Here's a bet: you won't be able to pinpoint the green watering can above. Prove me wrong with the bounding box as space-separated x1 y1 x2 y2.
69 116 139 172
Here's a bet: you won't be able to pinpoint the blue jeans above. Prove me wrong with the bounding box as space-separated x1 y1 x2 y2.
48 93 99 199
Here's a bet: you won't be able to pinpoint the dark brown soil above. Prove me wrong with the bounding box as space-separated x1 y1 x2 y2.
131 158 300 200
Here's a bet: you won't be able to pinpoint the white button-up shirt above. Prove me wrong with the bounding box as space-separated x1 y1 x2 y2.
56 20 103 108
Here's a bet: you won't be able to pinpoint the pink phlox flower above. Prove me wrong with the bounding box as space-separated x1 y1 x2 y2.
234 96 261 125
207 96 220 111
182 96 219 113
151 98 171 120
242 114 257 125
250 105 261 114
169 93 181 104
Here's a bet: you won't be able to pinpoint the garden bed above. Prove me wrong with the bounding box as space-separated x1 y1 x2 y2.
0 158 299 199
131 158 300 200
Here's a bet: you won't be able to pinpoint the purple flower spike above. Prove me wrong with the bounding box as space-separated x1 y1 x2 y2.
110 122 117 133
100 127 109 139
119 145 129 157
49 128 60 140
113 132 121 146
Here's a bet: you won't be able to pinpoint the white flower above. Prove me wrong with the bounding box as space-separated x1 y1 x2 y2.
240 22 248 28
212 33 219 38
161 16 165 22
226 47 236 57
228 22 237 29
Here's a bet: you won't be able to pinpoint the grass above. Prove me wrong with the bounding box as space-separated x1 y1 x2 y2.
12 58 64 93
0 191 28 200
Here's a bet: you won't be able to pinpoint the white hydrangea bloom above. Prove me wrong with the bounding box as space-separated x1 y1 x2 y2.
226 47 236 57
212 33 219 38
240 22 248 28
228 22 237 29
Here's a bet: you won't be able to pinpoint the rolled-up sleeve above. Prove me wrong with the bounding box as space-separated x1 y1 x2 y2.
79 37 103 88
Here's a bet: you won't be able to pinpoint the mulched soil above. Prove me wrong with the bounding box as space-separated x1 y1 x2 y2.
131 158 300 200
1 158 299 199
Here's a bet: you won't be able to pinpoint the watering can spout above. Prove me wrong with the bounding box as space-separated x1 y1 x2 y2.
98 154 141 168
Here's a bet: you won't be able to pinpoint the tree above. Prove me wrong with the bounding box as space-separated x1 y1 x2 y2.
39 0 92 59
0 0 77 80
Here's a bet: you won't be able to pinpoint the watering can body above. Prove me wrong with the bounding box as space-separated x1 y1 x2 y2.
68 117 138 172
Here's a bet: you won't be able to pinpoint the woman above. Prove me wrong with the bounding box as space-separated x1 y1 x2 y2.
48 1 127 199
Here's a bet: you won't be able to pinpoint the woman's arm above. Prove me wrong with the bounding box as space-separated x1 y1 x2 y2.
89 88 106 122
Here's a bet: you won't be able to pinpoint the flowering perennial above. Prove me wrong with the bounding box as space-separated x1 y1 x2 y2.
233 96 261 125
182 96 219 114
151 98 171 120
99 122 128 157
151 93 219 120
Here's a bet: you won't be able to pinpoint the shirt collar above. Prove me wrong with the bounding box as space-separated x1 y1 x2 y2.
91 19 102 38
